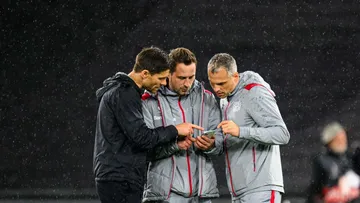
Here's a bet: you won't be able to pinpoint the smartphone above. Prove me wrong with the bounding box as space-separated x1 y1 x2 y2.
202 130 216 138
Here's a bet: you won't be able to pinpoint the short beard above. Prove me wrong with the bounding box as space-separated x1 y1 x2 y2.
331 145 348 154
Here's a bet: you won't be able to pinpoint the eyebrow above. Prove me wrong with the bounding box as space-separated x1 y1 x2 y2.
178 75 195 78
213 81 227 85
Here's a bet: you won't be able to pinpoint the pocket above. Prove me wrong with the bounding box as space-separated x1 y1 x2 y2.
230 146 257 189
146 159 173 197
149 159 172 178
200 159 218 195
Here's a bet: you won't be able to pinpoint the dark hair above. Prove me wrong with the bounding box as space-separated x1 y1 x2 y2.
168 47 197 73
133 46 169 75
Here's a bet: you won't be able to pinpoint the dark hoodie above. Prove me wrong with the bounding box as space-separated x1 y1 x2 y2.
93 72 178 189
307 149 353 203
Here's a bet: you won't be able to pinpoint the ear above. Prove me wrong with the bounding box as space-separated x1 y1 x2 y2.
140 70 150 79
232 72 239 78
232 72 240 83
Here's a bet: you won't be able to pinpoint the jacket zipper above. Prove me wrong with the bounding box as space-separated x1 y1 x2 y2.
157 97 175 199
252 146 256 172
199 88 205 197
178 98 193 197
224 101 236 196
168 156 175 199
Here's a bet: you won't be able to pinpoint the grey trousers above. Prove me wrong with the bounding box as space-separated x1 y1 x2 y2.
232 191 282 203
146 192 212 203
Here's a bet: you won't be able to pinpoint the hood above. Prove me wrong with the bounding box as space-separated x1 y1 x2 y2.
95 72 136 102
230 70 275 97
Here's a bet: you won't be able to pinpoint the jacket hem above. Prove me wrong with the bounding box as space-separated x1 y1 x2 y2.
95 177 127 182
95 177 143 188
203 146 217 154
143 193 220 202
199 193 220 198
142 195 168 202
231 185 284 200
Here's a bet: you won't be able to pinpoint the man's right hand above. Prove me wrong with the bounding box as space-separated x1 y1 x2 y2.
177 136 195 150
175 123 204 137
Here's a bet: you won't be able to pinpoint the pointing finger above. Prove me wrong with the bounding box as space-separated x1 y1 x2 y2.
217 120 229 129
190 124 204 131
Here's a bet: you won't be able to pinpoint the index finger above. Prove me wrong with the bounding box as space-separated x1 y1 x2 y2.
217 120 229 129
201 135 213 142
189 136 196 142
190 124 204 131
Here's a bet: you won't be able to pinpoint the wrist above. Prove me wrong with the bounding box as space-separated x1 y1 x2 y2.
206 144 215 151
173 141 180 151
239 127 250 138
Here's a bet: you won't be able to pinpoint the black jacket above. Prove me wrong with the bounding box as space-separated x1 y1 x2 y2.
352 147 360 176
93 72 178 189
307 149 353 203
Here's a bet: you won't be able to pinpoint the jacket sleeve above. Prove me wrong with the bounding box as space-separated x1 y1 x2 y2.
239 86 290 145
203 93 224 155
148 142 180 161
108 87 178 150
142 99 180 161
352 147 360 176
307 156 325 203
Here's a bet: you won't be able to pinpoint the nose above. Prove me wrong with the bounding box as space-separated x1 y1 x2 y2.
212 85 220 92
160 79 167 86
184 79 191 87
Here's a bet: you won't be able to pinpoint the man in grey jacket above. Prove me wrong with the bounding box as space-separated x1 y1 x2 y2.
207 53 290 203
142 47 223 203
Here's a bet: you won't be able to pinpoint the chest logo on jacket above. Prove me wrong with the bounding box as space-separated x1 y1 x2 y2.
153 116 162 121
231 101 242 112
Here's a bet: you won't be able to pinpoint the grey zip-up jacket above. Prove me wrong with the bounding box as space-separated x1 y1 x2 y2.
220 71 290 199
142 80 223 202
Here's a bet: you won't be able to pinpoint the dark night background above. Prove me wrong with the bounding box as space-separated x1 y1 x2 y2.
1 0 360 200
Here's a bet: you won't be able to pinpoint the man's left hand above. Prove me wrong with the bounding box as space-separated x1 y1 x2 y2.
217 120 240 137
194 135 215 150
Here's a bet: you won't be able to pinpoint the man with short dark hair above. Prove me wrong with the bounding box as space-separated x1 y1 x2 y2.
93 46 203 203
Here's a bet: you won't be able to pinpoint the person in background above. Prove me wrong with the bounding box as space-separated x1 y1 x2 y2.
352 141 360 177
307 122 360 203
